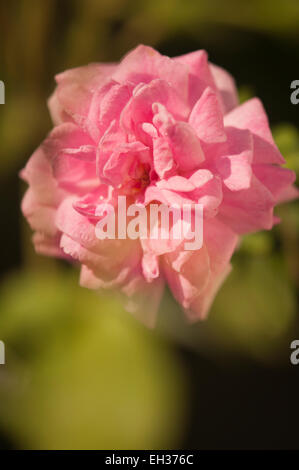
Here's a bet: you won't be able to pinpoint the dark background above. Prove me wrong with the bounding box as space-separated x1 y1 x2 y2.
0 0 299 450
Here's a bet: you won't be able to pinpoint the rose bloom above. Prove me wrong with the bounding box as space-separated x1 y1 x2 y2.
21 45 297 326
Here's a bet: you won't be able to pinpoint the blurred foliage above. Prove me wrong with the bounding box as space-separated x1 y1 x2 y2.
238 85 255 105
0 269 188 449
273 124 299 178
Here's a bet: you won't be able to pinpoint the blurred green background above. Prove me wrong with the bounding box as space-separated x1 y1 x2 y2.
0 0 299 450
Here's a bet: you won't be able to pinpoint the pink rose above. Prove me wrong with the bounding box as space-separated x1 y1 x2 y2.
21 45 298 326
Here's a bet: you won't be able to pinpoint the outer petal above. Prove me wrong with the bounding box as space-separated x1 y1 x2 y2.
121 273 165 328
219 175 275 234
209 63 239 114
48 63 116 126
163 218 238 319
32 232 67 258
253 164 296 202
113 45 189 102
42 123 97 193
187 263 233 321
42 123 96 160
163 244 211 309
20 147 66 206
275 185 299 204
21 189 58 238
20 147 69 257
174 50 217 107
224 98 285 164
47 92 69 127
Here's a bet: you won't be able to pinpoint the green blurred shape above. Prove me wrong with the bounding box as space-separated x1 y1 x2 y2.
0 93 47 174
273 123 299 177
239 232 274 256
238 85 255 104
0 269 188 450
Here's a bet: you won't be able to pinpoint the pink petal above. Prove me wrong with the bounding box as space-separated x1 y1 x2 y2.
49 63 116 126
144 185 193 207
162 244 211 309
253 164 296 202
121 79 188 132
165 121 205 172
21 189 58 237
121 274 165 328
20 147 65 206
142 252 160 282
163 217 238 319
210 63 239 114
219 175 275 233
32 232 67 259
224 98 285 164
275 184 299 204
188 172 223 218
113 45 189 101
42 123 97 191
87 81 131 141
79 264 130 290
47 92 70 126
214 127 253 191
174 50 217 107
187 264 232 320
189 87 226 143
156 175 196 192
152 136 176 179
102 141 150 187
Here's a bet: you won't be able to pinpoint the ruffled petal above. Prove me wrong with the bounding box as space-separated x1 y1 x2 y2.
113 45 189 101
